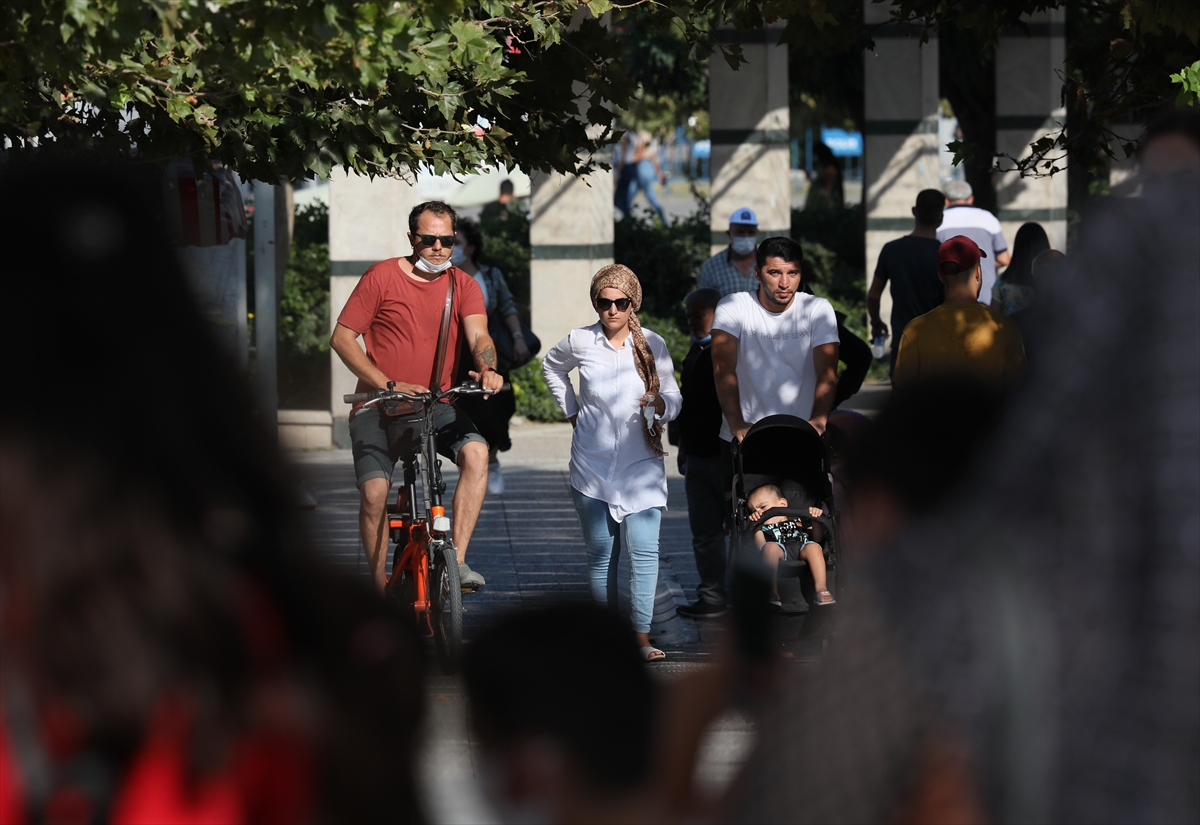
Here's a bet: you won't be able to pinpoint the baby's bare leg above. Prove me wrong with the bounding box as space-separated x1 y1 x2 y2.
801 542 828 592
762 541 784 599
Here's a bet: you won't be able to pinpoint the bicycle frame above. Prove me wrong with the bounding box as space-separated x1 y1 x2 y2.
344 380 504 648
385 403 450 636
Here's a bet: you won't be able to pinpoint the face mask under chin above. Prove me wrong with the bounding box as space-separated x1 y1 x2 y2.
415 255 453 274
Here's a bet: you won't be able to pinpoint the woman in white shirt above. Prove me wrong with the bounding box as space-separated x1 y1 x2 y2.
542 265 681 662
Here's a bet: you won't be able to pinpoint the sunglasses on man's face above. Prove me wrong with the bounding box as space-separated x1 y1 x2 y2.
595 297 632 312
414 233 456 247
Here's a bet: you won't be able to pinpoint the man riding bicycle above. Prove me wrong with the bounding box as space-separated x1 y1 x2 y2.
331 201 504 593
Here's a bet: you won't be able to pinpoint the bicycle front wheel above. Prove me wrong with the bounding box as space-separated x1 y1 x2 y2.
430 541 463 674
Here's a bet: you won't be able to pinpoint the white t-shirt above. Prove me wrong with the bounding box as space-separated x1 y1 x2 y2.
937 205 1008 305
711 291 840 441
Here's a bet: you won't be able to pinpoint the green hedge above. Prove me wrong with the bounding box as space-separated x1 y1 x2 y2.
278 202 331 409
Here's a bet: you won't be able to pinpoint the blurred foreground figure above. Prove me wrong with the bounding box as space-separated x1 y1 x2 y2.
722 151 1199 822
464 603 659 824
0 160 426 824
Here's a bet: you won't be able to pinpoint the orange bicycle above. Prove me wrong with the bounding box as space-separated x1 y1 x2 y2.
344 380 502 673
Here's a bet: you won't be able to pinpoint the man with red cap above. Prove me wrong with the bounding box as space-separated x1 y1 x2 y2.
892 235 1025 390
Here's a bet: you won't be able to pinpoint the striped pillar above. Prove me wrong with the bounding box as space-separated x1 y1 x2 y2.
529 162 614 353
708 25 790 255
863 2 939 349
995 10 1067 251
327 168 420 447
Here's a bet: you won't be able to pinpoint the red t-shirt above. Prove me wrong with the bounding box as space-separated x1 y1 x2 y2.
336 260 486 396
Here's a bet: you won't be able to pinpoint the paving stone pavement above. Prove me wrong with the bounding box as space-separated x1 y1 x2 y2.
289 421 750 823
293 422 717 650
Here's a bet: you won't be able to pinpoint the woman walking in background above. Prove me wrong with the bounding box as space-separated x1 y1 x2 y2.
542 265 680 662
991 221 1050 316
614 131 668 224
452 219 530 495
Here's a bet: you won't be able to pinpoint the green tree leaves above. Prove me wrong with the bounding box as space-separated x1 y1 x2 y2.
0 0 636 181
1170 60 1200 106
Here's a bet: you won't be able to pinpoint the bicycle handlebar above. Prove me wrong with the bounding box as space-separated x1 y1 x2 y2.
344 381 511 406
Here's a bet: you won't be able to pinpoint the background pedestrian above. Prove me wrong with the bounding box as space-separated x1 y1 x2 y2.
615 131 667 223
673 288 730 620
937 180 1011 306
991 221 1049 316
868 188 945 376
452 219 529 496
697 207 760 296
542 265 681 662
893 236 1025 392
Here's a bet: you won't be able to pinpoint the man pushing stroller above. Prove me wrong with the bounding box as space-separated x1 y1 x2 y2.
707 236 840 611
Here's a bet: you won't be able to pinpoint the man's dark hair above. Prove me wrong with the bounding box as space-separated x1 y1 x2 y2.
755 236 805 271
498 179 514 195
684 287 721 312
463 602 655 794
458 218 484 265
914 189 945 226
409 200 457 235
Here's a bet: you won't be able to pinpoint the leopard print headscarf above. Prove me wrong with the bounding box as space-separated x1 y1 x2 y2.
589 264 664 456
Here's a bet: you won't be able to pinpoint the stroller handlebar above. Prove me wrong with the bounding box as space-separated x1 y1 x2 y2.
751 506 822 525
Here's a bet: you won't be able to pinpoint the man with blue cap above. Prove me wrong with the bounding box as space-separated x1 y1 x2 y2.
697 207 760 296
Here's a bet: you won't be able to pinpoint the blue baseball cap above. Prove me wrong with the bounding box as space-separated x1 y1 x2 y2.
728 207 758 226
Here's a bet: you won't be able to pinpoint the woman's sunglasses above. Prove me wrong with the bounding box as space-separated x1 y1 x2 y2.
414 233 457 247
595 297 632 312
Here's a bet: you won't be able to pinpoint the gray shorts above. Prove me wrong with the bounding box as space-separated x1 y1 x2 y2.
349 403 487 487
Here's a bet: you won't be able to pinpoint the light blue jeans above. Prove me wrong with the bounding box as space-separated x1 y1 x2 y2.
571 488 662 634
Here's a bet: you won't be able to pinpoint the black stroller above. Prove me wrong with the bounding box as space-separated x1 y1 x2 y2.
730 414 840 636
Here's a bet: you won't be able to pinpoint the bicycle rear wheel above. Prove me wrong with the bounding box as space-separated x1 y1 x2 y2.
430 540 463 674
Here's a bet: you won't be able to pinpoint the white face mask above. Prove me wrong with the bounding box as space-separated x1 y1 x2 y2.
414 255 453 275
450 245 469 267
731 235 757 256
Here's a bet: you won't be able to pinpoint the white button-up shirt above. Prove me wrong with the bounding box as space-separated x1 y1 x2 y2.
542 323 681 522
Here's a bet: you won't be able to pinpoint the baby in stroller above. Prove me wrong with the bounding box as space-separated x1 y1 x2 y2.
747 483 835 607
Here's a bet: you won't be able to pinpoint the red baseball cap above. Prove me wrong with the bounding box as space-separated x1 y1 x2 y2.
938 235 987 275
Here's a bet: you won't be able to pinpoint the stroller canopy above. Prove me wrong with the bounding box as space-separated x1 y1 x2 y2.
738 415 832 504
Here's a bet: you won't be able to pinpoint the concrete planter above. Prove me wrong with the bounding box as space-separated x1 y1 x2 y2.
279 409 332 450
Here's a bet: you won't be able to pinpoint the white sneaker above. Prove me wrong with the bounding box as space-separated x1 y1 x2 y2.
487 463 504 496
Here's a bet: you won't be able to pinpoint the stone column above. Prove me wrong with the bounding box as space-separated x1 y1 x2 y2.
995 9 1068 251
328 168 420 447
529 164 613 352
708 25 790 255
863 2 939 350
528 9 615 353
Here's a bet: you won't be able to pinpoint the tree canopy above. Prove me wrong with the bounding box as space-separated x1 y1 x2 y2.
2 0 642 181
3 0 1195 183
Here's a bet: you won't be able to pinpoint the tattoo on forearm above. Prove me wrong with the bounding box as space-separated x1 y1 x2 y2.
475 344 496 370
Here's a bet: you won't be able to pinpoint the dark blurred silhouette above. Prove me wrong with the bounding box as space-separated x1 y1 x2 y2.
463 602 659 824
1030 248 1066 289
481 178 516 221
805 143 844 210
0 158 427 824
719 151 1199 824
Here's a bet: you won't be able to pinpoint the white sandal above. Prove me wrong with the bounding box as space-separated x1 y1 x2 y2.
641 646 666 662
